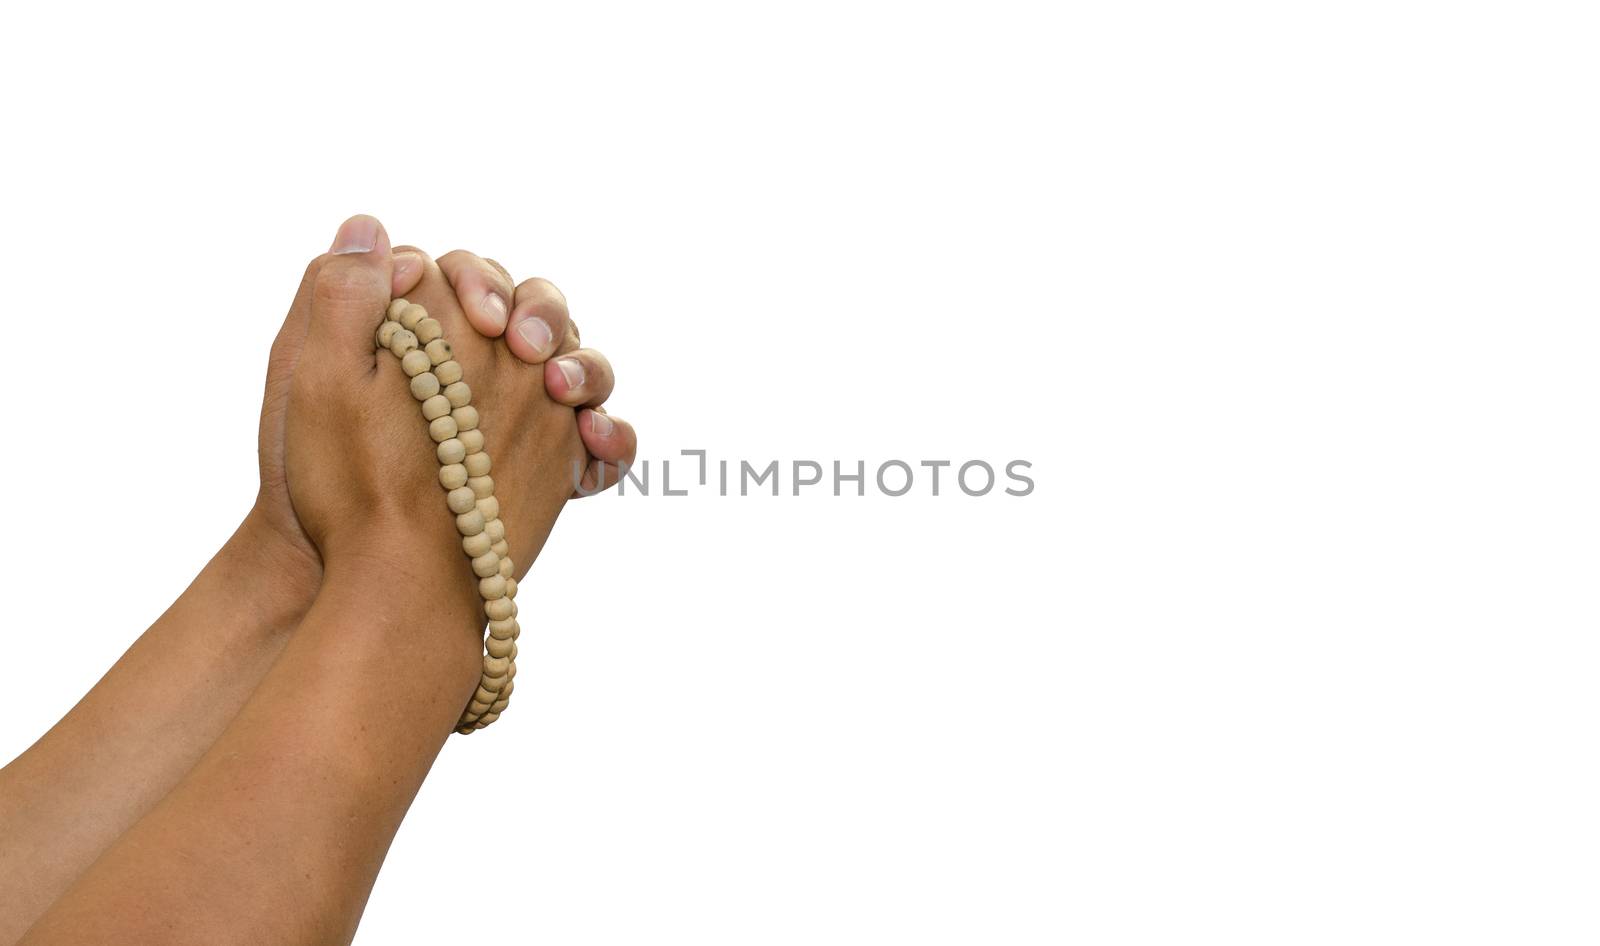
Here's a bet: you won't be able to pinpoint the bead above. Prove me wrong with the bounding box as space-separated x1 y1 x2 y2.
388 329 418 356
447 486 478 514
410 372 441 401
376 307 528 734
456 509 486 536
462 531 493 557
436 439 466 465
471 551 500 578
401 349 432 377
444 381 472 408
399 304 427 330
429 415 458 442
421 394 451 420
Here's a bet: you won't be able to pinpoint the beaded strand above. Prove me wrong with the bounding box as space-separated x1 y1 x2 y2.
377 298 519 733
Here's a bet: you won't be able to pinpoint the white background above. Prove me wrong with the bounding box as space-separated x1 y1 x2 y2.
1 2 1596 943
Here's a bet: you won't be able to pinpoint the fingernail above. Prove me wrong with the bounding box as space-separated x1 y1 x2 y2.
515 317 554 357
588 410 614 437
483 293 509 331
330 215 380 254
557 357 585 391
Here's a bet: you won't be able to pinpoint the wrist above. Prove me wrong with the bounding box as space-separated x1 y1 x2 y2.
314 533 489 686
203 506 323 637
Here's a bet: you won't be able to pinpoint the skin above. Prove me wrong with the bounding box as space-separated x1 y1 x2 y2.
0 216 636 945
420 247 633 497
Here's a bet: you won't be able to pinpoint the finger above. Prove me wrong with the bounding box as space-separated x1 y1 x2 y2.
308 214 394 367
579 409 636 465
391 246 431 298
505 277 572 364
389 252 482 364
572 409 637 497
544 348 614 408
552 329 582 358
438 249 514 337
482 257 514 284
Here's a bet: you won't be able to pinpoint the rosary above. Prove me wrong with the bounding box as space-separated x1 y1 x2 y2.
376 299 519 733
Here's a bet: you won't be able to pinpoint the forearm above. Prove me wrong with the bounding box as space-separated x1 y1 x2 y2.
0 508 317 944
18 549 484 946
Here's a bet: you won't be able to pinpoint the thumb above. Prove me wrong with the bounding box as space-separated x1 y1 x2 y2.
308 214 394 360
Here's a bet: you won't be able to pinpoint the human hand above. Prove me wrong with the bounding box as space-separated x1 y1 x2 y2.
404 248 638 496
282 217 585 624
247 218 634 609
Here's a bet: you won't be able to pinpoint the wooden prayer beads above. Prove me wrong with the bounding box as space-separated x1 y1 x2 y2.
376 298 520 733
